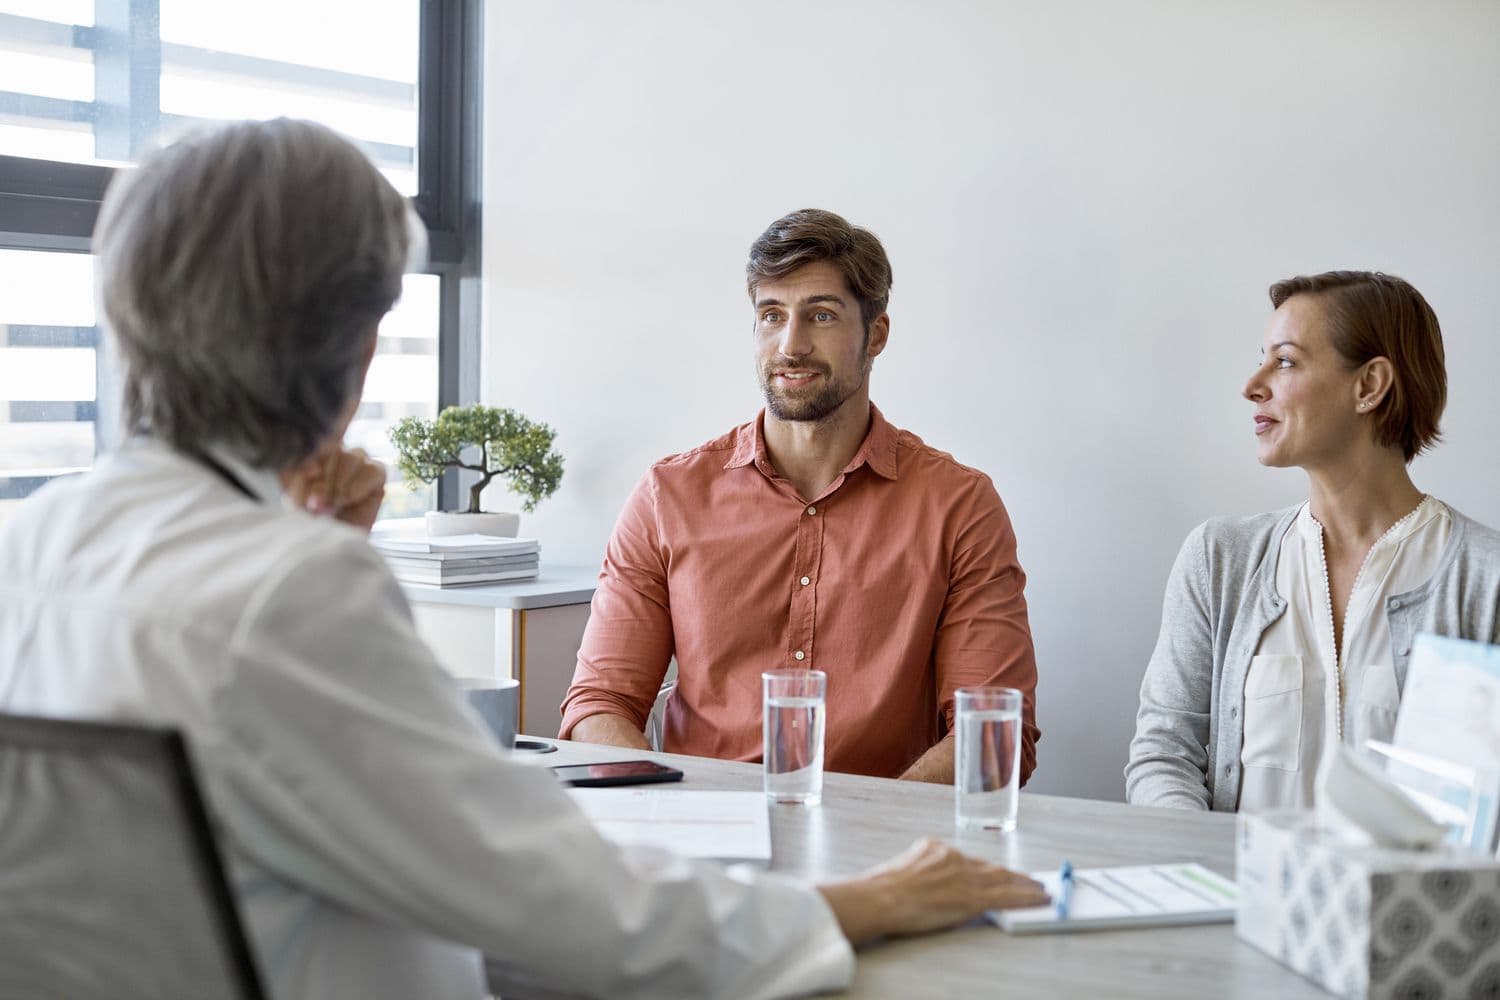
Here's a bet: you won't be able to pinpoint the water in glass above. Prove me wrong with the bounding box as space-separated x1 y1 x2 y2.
764 695 825 805
955 689 1022 831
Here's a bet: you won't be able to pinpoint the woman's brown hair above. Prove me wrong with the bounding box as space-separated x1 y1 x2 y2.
1269 271 1446 462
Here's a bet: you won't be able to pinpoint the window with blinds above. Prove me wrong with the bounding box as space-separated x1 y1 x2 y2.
0 0 452 523
0 248 98 522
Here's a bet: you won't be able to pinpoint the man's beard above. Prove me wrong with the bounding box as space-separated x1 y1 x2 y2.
758 360 865 423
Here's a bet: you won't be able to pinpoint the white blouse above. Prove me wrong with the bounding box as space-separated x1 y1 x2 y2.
1238 496 1450 812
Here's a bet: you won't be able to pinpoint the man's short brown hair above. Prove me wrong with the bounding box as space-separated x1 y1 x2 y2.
1268 271 1446 462
746 209 892 330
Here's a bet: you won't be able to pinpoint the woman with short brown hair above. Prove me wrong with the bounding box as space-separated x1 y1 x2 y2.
1126 271 1500 811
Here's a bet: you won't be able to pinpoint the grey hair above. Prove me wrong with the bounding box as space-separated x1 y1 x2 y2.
93 118 412 469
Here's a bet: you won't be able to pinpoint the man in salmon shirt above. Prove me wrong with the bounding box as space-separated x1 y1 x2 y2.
559 209 1039 784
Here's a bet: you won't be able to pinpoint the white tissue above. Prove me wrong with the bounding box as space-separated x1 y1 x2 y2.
1314 745 1447 850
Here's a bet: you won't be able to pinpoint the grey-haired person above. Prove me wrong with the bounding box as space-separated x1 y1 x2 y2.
0 120 1045 1000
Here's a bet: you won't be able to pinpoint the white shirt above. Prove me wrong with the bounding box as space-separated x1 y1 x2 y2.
1239 496 1450 812
0 440 853 1000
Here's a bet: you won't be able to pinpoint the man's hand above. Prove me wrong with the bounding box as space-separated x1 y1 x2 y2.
284 446 387 533
898 732 955 784
569 712 652 751
817 838 1048 945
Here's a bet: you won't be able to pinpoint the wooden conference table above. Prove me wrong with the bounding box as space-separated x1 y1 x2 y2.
489 740 1328 1000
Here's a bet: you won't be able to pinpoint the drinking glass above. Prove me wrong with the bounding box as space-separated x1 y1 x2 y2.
763 669 826 805
955 687 1023 831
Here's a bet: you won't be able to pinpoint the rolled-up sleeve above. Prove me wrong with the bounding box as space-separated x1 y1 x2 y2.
933 476 1040 785
560 473 676 738
1125 525 1215 810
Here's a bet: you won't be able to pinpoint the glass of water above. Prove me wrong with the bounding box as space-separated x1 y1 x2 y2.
763 669 826 806
955 686 1023 831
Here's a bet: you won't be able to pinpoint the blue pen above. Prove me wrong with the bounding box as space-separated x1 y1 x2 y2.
1055 860 1075 921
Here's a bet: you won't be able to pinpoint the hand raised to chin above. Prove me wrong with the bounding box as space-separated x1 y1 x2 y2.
284 445 387 534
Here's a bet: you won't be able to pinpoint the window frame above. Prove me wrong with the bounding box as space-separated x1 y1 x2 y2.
0 0 482 509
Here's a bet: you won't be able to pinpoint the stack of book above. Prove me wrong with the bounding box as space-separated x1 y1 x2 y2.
371 533 541 587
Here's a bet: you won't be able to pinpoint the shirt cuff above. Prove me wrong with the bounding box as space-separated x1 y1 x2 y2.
726 867 855 998
798 882 857 993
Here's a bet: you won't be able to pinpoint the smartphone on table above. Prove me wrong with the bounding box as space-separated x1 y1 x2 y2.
551 760 684 787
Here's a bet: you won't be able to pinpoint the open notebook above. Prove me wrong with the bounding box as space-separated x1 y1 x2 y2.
990 862 1238 934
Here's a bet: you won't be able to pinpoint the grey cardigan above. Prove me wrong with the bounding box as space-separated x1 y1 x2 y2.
1125 502 1500 812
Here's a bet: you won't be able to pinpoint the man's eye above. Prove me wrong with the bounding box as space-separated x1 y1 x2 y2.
814 311 833 322
1276 356 1293 369
762 311 782 324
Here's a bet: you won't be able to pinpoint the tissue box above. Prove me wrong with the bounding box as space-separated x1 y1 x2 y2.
1236 810 1500 999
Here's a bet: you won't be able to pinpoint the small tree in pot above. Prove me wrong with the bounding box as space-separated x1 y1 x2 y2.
390 405 564 535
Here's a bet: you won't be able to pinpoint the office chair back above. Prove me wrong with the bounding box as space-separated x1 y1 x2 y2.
0 713 268 1000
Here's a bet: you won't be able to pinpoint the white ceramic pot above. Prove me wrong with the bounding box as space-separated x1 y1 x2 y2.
424 511 521 537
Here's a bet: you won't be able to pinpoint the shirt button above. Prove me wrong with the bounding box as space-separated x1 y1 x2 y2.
794 650 806 661
1230 707 1238 719
799 576 811 586
806 506 816 516
1224 764 1234 777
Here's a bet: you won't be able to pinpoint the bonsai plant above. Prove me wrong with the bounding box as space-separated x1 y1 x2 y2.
390 405 564 536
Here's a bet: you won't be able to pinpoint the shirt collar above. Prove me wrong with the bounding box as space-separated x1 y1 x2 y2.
1295 494 1439 547
192 441 284 504
724 403 900 481
126 436 283 504
212 446 285 503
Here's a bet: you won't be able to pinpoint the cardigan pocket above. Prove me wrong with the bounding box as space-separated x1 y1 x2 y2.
1241 654 1303 771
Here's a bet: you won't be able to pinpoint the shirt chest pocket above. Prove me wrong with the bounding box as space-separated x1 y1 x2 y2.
1240 654 1303 772
1349 662 1401 748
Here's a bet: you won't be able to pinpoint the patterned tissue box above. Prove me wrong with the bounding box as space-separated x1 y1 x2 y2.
1236 810 1500 999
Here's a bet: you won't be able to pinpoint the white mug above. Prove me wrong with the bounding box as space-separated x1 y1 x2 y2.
457 676 520 750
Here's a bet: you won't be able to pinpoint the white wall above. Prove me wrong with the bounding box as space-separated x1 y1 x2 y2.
480 1 1500 800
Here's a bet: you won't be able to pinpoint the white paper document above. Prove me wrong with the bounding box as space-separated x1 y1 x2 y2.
1388 633 1500 854
1395 634 1500 768
569 788 772 864
990 863 1238 934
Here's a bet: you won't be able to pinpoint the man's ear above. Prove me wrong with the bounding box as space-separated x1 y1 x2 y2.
866 313 891 360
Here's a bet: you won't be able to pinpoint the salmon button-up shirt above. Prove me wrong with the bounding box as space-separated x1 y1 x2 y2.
560 404 1040 781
